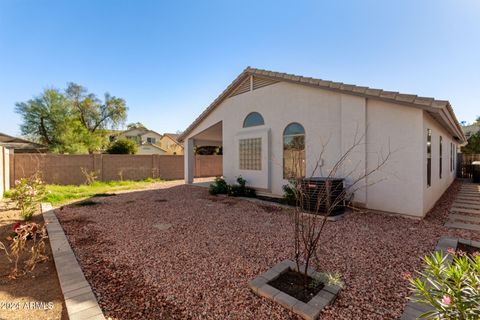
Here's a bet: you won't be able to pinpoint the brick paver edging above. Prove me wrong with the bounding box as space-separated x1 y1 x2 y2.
400 237 480 320
41 203 105 320
248 260 341 320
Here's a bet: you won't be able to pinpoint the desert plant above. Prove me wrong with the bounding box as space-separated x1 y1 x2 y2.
107 138 137 154
0 222 49 278
9 175 46 220
408 251 480 319
80 167 99 185
208 177 229 195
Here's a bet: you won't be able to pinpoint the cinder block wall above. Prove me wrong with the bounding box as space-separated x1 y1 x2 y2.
10 154 222 185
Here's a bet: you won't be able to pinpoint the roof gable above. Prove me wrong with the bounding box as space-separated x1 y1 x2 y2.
178 67 466 143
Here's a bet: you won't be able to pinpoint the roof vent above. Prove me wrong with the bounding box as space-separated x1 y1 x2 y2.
229 77 251 97
253 76 278 90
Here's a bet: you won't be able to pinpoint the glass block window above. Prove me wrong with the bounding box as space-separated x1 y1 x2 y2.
239 138 262 170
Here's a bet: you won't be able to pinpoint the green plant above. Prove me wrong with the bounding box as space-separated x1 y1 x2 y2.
408 251 480 319
107 138 137 154
282 180 299 206
9 176 46 220
208 177 229 195
226 176 256 197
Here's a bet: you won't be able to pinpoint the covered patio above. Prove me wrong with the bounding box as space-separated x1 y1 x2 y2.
184 121 223 183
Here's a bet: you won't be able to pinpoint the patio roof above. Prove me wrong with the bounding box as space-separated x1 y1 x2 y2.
178 67 466 143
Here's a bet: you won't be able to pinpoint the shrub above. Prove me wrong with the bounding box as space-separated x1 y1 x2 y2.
0 222 48 278
208 177 229 195
107 139 137 154
227 176 256 198
209 176 256 197
282 181 299 206
9 176 46 220
408 250 480 319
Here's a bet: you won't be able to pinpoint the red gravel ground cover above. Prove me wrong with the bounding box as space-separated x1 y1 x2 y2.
56 180 479 320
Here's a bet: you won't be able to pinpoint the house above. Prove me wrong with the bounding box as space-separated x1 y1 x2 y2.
178 67 466 218
0 132 48 153
159 133 184 155
114 128 167 155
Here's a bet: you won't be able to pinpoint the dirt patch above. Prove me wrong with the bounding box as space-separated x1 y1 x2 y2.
457 242 480 257
0 200 67 320
268 269 323 303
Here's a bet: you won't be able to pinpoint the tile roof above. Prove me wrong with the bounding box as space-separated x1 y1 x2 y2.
178 67 466 143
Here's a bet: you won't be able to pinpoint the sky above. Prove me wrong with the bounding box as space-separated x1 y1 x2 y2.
0 0 479 137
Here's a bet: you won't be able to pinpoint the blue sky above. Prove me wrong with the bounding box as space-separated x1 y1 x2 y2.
0 0 479 136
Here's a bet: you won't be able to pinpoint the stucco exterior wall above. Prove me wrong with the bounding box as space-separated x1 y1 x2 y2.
423 112 458 214
365 100 424 216
183 81 458 217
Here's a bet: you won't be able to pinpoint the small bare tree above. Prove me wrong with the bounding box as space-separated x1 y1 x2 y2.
285 128 392 287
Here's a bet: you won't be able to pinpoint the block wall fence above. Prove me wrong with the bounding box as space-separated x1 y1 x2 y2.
10 153 222 185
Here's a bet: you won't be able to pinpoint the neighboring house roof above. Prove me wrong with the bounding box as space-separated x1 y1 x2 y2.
162 133 183 148
178 67 466 143
0 132 47 152
163 133 180 143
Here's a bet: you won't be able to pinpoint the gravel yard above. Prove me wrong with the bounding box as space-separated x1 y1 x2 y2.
55 180 479 320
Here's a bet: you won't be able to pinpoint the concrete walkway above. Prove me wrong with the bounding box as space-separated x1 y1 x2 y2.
445 181 480 231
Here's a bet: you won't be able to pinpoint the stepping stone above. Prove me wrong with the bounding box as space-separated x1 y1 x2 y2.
456 196 480 199
458 192 480 195
445 221 480 231
452 203 480 210
449 213 480 223
455 201 480 207
153 223 172 231
451 208 480 215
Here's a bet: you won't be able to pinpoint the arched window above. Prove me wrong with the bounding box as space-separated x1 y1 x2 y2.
283 123 305 178
243 112 264 128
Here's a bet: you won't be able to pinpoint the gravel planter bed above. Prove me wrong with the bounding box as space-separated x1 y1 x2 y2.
55 181 480 319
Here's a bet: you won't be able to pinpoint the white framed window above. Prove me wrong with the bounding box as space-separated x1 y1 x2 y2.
283 123 305 179
147 137 156 144
427 129 432 187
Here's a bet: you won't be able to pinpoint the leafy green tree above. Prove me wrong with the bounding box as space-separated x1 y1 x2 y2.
106 139 137 154
461 131 480 154
127 122 146 130
15 88 72 149
16 84 128 154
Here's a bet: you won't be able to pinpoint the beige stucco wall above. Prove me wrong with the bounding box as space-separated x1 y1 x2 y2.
159 136 184 155
184 81 459 217
0 147 11 199
423 112 458 213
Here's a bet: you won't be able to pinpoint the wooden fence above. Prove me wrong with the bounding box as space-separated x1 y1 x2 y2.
10 153 222 185
457 153 480 179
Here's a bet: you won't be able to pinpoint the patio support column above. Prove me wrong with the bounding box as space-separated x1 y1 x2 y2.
185 138 195 184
